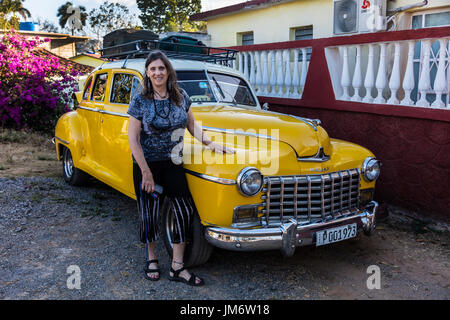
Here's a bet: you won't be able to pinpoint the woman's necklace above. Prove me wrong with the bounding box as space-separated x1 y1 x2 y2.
153 89 171 119
154 90 168 100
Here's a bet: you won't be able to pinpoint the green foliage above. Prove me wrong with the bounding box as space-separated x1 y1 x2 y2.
0 0 29 29
0 12 18 29
136 0 203 33
88 1 139 42
37 18 60 33
0 0 30 19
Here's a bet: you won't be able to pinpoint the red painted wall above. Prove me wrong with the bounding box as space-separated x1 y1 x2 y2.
264 102 450 221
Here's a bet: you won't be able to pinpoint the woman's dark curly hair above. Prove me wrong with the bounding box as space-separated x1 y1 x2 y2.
142 50 183 106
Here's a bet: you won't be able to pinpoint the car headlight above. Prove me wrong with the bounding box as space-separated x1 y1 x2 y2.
362 157 381 182
237 167 263 196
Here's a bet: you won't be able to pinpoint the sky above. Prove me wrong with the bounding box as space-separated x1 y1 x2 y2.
22 0 244 27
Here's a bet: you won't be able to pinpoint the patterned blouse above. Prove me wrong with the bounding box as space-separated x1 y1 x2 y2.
127 89 191 163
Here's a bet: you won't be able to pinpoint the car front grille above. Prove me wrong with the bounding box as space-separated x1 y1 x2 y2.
260 169 361 224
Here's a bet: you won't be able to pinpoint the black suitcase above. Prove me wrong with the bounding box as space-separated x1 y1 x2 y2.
102 29 159 58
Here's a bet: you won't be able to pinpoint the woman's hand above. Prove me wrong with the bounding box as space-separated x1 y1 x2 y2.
208 142 236 154
141 169 155 193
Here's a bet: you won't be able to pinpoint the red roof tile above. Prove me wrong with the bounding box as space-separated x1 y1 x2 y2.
32 48 95 74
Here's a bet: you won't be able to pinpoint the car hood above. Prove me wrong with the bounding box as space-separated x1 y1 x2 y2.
191 105 332 158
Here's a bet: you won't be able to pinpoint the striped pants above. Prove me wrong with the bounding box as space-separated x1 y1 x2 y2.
133 161 194 244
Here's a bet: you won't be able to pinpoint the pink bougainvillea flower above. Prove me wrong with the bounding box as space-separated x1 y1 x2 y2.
0 31 82 133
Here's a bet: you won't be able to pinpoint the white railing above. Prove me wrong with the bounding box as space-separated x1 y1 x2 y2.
326 38 450 108
232 48 312 98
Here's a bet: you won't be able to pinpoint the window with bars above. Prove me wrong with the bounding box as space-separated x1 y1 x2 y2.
292 26 313 61
239 32 254 46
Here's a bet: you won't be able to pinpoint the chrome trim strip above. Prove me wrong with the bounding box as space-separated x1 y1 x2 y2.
101 109 130 118
293 177 298 221
348 170 353 209
285 114 318 131
279 177 285 221
266 179 271 225
54 136 69 145
320 175 325 219
307 176 312 222
202 126 278 141
77 106 99 113
340 171 345 212
297 147 330 162
78 106 130 118
184 169 236 185
356 168 361 208
331 173 335 216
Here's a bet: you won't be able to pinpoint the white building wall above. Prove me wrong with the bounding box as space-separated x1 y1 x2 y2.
204 0 450 47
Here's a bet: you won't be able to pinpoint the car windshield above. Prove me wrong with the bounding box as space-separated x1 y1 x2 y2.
208 72 257 107
176 71 217 103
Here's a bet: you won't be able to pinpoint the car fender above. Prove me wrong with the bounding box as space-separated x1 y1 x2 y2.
54 111 83 166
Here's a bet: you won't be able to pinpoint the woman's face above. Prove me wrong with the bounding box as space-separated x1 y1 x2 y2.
146 58 168 89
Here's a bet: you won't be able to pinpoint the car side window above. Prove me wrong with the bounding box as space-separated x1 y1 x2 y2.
82 76 93 100
90 73 108 102
110 73 142 104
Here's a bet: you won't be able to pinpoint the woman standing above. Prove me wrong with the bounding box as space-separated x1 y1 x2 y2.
128 51 234 286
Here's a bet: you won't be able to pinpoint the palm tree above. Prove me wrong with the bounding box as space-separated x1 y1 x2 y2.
0 0 31 19
57 1 87 35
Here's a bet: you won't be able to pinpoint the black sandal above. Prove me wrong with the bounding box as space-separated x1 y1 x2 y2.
168 265 205 287
143 259 160 281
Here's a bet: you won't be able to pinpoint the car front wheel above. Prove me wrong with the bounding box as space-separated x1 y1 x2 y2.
160 197 213 267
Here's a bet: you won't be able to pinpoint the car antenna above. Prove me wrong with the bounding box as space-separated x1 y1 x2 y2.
122 55 130 69
97 60 106 70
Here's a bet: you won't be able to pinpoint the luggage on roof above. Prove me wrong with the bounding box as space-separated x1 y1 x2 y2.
102 29 159 59
159 35 207 54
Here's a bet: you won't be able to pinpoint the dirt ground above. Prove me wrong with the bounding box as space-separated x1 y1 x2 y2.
1 130 449 301
0 129 59 178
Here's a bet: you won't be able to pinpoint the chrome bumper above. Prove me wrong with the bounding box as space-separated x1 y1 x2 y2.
205 201 378 257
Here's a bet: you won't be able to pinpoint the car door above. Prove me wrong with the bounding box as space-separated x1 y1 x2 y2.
97 69 143 197
76 72 110 175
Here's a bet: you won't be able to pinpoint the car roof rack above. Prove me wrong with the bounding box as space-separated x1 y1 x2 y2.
99 39 238 65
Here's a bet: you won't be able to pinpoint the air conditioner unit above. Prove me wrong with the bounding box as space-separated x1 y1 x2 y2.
333 0 387 35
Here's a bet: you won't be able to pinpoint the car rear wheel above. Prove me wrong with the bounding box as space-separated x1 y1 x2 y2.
160 197 213 267
62 147 89 186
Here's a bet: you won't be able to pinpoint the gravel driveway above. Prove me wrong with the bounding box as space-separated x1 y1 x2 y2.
1 176 449 300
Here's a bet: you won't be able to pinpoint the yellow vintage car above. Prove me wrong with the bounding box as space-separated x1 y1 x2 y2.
54 50 380 266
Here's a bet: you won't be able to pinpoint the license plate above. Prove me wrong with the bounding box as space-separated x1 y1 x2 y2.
316 223 357 246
